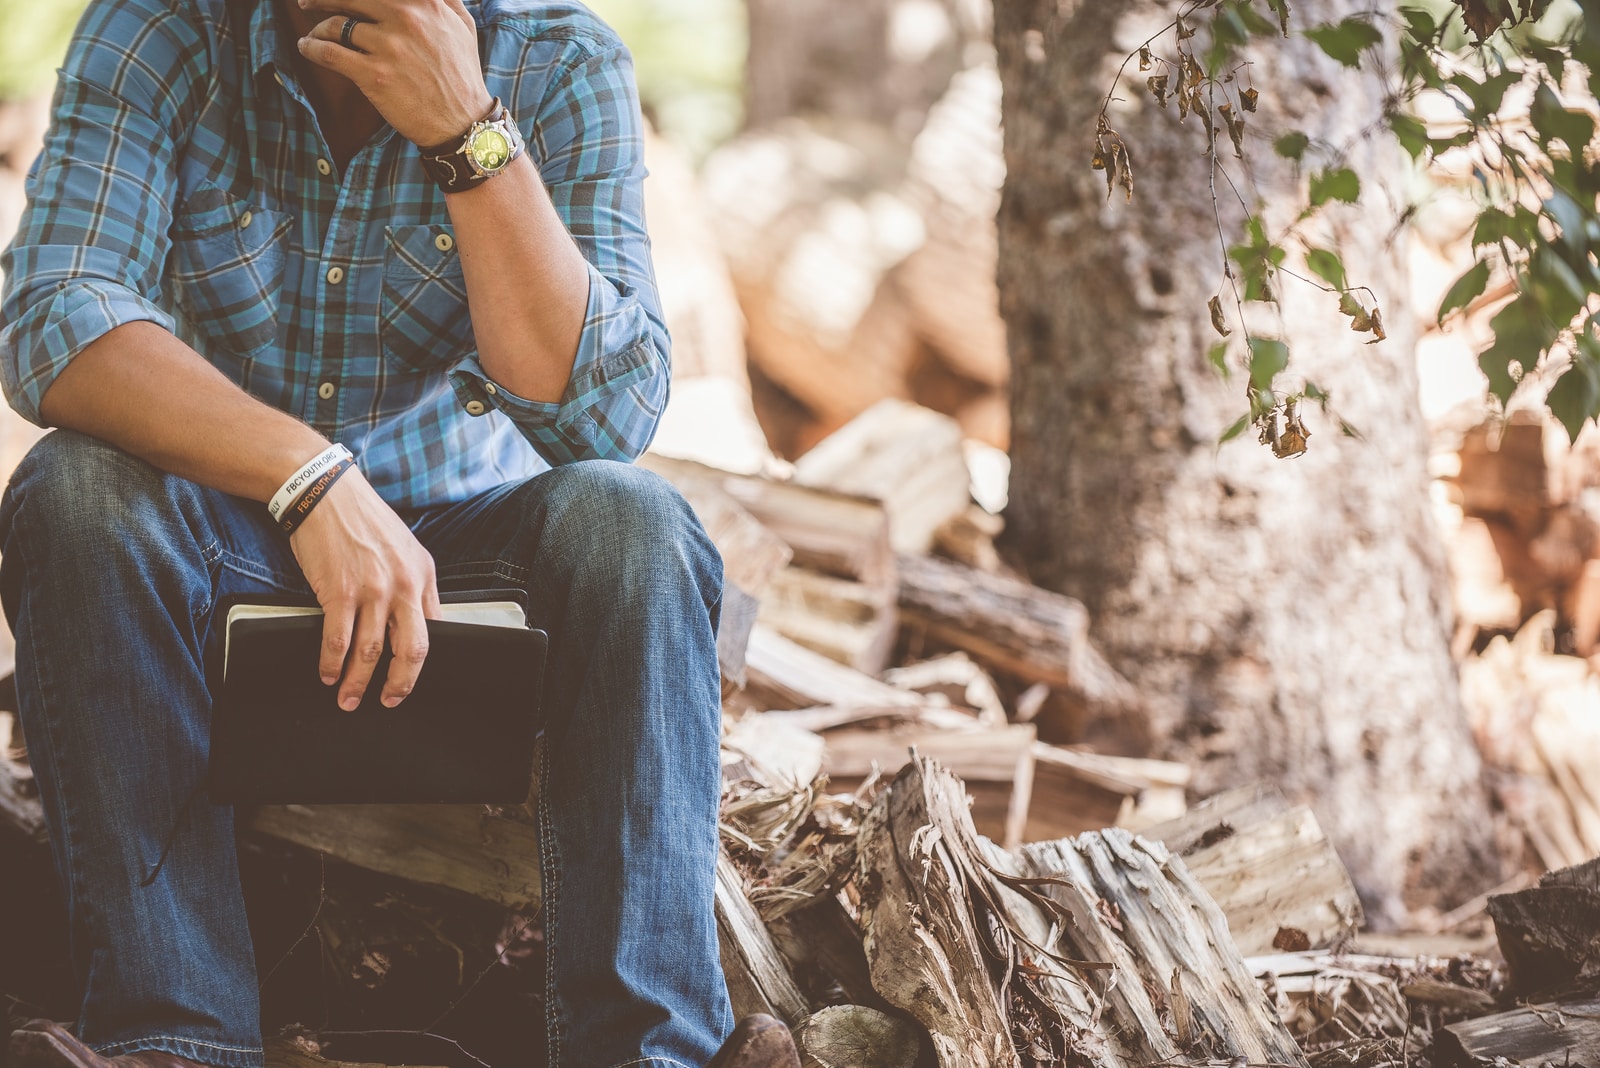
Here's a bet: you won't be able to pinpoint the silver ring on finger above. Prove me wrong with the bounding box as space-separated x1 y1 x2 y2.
340 16 361 50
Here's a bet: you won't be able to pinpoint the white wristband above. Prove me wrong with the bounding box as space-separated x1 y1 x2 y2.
268 444 354 522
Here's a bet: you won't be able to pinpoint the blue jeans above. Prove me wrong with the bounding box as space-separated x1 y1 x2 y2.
0 430 732 1068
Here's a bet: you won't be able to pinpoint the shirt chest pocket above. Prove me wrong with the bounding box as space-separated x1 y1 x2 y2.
381 225 475 372
169 192 290 359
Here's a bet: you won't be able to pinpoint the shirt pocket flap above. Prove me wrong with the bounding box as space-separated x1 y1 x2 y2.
380 224 474 372
169 188 290 358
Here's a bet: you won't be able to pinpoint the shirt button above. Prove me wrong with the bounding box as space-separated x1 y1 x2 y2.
317 381 337 401
237 210 253 229
484 381 498 395
465 400 487 416
316 158 332 176
325 265 344 285
434 233 454 252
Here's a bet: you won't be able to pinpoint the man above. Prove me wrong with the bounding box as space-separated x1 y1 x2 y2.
0 0 799 1065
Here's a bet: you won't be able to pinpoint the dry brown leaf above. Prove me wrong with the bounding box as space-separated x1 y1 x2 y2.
1273 926 1312 951
1208 295 1231 337
1219 102 1245 158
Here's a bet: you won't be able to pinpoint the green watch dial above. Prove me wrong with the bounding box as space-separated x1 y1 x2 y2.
468 127 512 172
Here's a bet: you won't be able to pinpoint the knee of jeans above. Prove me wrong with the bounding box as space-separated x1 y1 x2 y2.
2 430 195 555
542 460 723 601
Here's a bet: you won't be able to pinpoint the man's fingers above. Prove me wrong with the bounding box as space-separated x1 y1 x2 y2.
338 606 389 712
296 33 364 73
381 602 430 708
319 603 356 686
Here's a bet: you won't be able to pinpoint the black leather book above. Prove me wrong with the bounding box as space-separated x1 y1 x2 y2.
207 595 547 805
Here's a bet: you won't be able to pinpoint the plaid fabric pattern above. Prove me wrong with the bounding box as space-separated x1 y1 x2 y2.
0 0 669 509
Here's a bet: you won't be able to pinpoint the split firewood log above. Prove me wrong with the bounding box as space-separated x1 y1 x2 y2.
1015 830 1310 1067
1140 783 1364 954
793 1005 921 1068
1437 997 1600 1067
854 755 1119 1067
793 399 971 555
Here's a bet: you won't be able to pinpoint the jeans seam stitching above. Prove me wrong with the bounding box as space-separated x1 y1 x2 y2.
539 738 562 1067
91 1037 264 1054
437 560 529 582
216 547 307 592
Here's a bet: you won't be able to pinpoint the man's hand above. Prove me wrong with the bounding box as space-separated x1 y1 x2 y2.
289 470 441 710
296 0 494 147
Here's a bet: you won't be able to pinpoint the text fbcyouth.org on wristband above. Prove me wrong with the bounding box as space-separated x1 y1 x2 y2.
267 444 353 523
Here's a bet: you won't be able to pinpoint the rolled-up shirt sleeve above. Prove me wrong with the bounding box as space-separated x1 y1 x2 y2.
448 42 670 466
0 0 195 427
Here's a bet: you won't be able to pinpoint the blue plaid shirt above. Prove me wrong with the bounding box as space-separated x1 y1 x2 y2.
0 0 669 509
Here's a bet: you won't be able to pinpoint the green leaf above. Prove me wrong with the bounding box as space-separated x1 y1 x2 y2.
1208 341 1231 377
1399 6 1439 41
1481 297 1554 405
1305 247 1347 289
1274 131 1310 160
1309 167 1361 206
1248 337 1290 391
1529 45 1567 85
1389 113 1428 159
1450 70 1522 121
1546 357 1600 441
1219 412 1252 444
1304 17 1383 67
1436 260 1490 325
1472 207 1538 248
1265 0 1290 36
1237 3 1279 37
1530 245 1590 326
1530 81 1596 153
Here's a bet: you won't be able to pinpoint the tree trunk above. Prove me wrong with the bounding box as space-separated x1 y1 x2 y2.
993 0 1499 922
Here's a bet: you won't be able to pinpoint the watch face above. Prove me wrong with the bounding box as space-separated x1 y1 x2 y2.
468 127 512 172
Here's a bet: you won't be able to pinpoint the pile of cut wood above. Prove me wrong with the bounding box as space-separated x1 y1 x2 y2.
0 395 1393 1066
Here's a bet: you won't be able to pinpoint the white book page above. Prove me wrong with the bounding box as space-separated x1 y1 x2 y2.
224 600 527 670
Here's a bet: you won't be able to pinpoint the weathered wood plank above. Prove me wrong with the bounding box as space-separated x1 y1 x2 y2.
792 400 971 555
1024 743 1191 843
249 803 543 910
716 851 810 1025
1437 998 1600 1067
1141 784 1364 954
640 455 894 589
820 723 1036 849
895 553 1136 714
758 565 897 676
1018 831 1310 1067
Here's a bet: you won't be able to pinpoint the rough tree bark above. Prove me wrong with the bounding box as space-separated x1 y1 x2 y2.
993 0 1499 922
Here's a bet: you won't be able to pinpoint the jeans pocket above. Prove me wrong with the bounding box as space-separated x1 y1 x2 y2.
380 224 475 372
170 187 290 359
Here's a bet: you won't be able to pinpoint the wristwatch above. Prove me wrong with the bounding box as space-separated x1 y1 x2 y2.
417 98 525 194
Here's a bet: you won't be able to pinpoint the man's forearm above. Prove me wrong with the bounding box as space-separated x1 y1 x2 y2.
444 151 591 404
37 321 332 500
